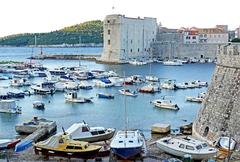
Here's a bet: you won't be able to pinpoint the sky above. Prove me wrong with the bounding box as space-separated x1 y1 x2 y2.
0 0 239 37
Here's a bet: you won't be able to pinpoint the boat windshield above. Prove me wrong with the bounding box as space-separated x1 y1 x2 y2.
196 145 202 150
202 143 208 148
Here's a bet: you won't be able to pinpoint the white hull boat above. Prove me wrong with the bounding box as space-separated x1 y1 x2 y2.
65 92 92 103
66 122 115 143
163 60 183 66
119 89 138 97
156 136 217 160
110 130 145 159
0 100 22 114
151 99 179 110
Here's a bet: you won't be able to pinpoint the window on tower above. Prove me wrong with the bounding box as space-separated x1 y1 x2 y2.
108 40 110 45
108 30 111 35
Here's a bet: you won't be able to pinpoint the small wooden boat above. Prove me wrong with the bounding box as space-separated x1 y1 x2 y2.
33 101 45 109
66 121 115 142
119 89 138 97
34 133 102 159
96 93 114 99
156 136 217 160
0 139 20 150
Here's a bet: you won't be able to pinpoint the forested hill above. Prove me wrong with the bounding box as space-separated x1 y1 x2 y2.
0 20 103 46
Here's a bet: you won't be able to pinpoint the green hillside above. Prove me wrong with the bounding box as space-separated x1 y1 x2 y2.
0 20 103 46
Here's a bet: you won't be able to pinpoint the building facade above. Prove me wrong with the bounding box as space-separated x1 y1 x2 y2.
100 14 157 63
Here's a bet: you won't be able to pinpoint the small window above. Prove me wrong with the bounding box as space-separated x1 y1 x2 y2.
107 20 110 23
66 146 74 149
74 146 82 150
108 40 110 45
91 131 98 135
130 49 132 53
202 143 208 148
119 141 123 143
179 144 185 149
186 145 195 150
108 30 111 35
196 145 202 150
129 140 133 143
59 138 64 144
138 48 139 52
98 130 105 134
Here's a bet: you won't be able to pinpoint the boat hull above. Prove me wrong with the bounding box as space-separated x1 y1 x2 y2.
34 146 101 159
157 141 216 160
111 147 142 159
74 129 115 143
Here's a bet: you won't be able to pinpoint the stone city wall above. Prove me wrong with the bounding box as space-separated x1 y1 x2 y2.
193 44 240 143
151 42 225 59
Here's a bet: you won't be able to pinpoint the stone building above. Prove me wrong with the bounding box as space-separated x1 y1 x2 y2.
193 44 240 144
100 14 157 63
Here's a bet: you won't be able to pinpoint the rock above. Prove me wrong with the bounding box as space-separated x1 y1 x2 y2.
151 123 170 134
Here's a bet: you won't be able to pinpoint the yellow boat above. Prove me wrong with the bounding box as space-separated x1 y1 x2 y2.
34 133 102 159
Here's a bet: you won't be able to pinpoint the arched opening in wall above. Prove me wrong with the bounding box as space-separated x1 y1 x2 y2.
203 126 209 137
200 55 204 58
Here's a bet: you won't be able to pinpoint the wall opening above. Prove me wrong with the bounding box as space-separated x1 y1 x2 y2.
203 126 209 137
200 55 204 58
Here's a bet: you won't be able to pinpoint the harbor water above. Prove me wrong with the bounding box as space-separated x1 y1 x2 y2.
0 47 215 139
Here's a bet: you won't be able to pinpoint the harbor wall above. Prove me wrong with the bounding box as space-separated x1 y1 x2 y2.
151 42 226 59
193 44 240 143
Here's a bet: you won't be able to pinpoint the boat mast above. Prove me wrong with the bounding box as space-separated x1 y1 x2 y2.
79 36 81 67
123 72 128 138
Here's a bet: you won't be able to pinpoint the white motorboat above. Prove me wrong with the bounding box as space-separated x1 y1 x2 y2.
186 92 206 103
161 80 177 90
64 91 92 103
119 89 138 97
151 99 179 110
94 78 114 88
31 81 56 95
10 78 31 87
145 75 159 82
217 136 236 151
33 101 45 109
110 130 145 159
192 80 208 87
64 81 79 90
79 81 93 90
0 100 22 114
129 60 147 65
163 60 183 66
66 122 115 143
54 82 65 92
139 83 160 93
156 136 217 160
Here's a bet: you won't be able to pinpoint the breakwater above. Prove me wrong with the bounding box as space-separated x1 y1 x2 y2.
30 54 100 61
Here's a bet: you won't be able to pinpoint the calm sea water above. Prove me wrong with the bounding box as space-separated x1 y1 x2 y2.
0 47 215 139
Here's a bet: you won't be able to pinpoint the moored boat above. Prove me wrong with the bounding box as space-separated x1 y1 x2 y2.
64 91 92 103
156 136 217 160
33 101 45 109
151 99 179 110
119 89 138 97
0 139 21 150
66 122 115 142
31 81 56 95
97 93 114 99
163 60 183 66
0 100 22 114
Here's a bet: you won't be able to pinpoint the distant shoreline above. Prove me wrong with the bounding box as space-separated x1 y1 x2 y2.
0 44 103 48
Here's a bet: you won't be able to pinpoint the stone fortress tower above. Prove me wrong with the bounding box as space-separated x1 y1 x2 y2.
193 44 240 143
100 14 157 63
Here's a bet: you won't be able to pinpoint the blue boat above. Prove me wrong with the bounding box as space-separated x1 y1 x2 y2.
97 93 114 99
7 91 25 98
15 139 32 152
110 130 145 159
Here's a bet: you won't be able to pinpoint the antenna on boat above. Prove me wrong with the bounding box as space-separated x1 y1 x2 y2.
62 127 66 135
